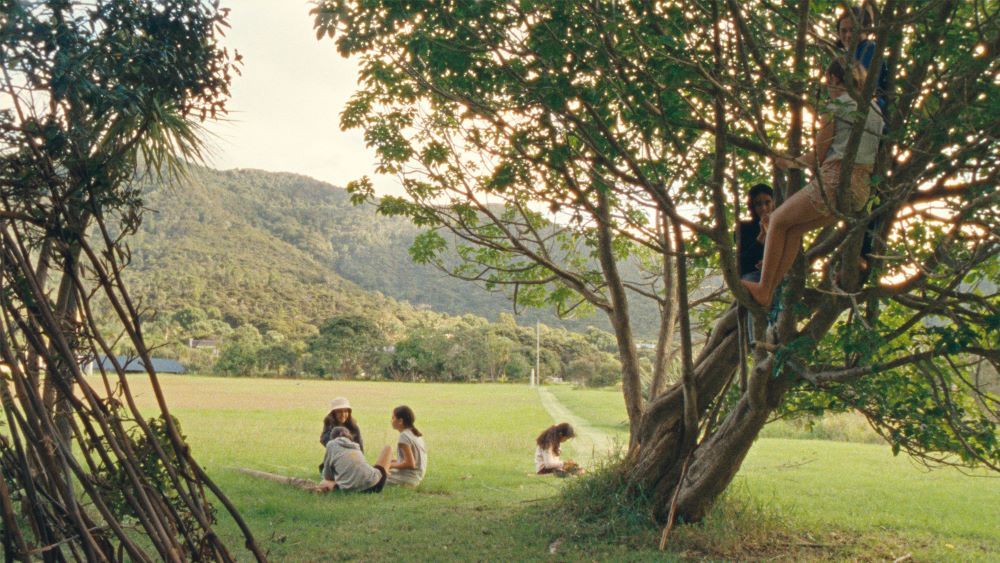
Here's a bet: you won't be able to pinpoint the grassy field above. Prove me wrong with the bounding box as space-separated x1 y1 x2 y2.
103 376 998 560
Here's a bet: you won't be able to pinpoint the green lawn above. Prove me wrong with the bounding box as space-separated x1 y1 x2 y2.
549 384 999 559
104 376 998 560
547 384 629 438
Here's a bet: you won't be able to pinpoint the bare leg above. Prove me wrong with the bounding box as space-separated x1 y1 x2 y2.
742 188 832 307
375 445 392 469
771 217 834 287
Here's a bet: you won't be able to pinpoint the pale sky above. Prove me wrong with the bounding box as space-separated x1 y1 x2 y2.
202 1 398 195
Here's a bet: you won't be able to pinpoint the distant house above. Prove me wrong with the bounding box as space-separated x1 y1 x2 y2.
87 355 186 374
188 338 219 350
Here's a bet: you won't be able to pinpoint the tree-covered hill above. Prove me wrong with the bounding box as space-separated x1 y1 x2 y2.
126 165 661 338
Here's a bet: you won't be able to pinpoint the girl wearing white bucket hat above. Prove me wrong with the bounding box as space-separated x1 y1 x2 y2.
318 397 365 473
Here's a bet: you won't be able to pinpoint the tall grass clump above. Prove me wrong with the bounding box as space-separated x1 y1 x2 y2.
668 482 797 558
548 444 806 558
549 450 658 546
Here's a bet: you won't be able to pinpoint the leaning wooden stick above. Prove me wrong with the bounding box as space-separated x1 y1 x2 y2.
237 468 322 492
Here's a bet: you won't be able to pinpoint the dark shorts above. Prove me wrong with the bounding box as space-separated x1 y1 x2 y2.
362 465 387 494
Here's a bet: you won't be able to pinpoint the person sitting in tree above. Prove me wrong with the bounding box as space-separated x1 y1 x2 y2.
836 3 890 275
736 183 775 283
743 58 884 309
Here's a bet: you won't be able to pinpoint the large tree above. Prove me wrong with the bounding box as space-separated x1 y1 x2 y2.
0 1 263 560
315 0 998 524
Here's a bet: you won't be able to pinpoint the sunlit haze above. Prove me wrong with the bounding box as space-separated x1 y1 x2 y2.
202 1 399 196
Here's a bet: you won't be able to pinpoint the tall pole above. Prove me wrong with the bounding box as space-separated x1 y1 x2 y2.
535 321 540 387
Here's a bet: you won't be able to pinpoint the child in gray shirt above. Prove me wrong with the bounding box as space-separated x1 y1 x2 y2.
318 428 391 493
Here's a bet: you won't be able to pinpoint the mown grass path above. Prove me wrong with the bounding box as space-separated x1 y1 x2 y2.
536 386 616 466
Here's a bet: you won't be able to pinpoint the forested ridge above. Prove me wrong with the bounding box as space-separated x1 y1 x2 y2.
107 165 654 382
124 165 663 339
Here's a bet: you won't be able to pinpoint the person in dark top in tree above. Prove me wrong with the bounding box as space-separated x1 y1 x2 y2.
735 183 775 283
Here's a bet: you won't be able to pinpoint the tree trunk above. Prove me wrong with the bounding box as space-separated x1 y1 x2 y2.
627 286 845 524
649 213 678 400
626 306 772 523
667 386 772 521
594 189 644 444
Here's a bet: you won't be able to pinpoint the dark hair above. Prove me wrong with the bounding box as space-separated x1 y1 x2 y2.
393 405 422 437
826 58 866 90
329 426 353 441
536 423 575 456
827 58 847 86
747 183 773 220
323 409 357 435
838 6 873 30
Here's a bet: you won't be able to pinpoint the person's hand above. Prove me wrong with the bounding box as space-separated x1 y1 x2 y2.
315 480 336 493
757 215 769 243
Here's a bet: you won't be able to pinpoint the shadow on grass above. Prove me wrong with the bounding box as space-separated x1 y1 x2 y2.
219 458 995 561
513 452 980 562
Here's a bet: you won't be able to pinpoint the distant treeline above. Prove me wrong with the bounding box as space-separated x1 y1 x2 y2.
129 306 627 386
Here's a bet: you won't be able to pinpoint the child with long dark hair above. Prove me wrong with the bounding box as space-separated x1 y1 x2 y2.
320 397 364 451
386 405 428 487
535 422 581 475
318 397 364 474
735 183 775 281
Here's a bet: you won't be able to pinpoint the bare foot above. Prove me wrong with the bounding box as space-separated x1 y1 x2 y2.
741 279 772 308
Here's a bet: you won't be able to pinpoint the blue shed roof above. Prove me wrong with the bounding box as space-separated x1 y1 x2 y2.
93 355 186 374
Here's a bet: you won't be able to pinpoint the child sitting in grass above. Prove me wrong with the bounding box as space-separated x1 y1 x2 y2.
318 396 365 473
320 397 364 451
386 405 428 487
317 427 391 494
535 422 582 476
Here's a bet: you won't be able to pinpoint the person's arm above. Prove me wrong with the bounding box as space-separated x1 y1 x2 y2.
776 113 834 170
811 113 835 166
316 479 337 493
350 422 364 452
540 447 564 470
735 225 745 275
736 224 753 275
390 443 417 470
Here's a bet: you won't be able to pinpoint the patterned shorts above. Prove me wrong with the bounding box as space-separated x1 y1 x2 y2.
804 160 873 214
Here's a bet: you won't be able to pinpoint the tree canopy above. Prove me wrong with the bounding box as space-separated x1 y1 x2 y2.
315 0 998 522
0 1 262 559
